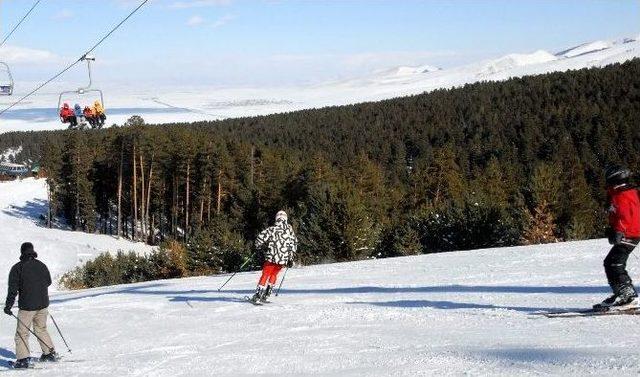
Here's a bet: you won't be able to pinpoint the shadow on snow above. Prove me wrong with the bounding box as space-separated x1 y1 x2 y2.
0 348 16 369
50 281 608 314
2 199 48 223
480 347 592 364
347 300 582 313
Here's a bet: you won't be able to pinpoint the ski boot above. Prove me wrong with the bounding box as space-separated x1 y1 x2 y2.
249 286 265 305
260 285 273 304
594 285 638 311
12 358 30 369
40 350 60 362
594 294 618 310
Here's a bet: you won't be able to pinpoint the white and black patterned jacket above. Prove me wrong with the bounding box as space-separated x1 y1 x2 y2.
256 219 298 265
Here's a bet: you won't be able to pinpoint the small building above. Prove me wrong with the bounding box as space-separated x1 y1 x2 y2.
0 162 30 177
31 164 41 178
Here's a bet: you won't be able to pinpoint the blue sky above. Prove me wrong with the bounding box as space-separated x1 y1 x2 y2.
1 0 639 86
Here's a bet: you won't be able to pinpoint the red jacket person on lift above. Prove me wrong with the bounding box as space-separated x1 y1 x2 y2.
59 103 77 128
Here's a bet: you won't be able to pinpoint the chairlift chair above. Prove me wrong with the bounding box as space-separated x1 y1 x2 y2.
0 62 14 96
57 56 105 128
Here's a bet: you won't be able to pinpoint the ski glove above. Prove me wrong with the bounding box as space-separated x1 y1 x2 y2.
608 231 625 245
3 307 12 316
606 228 623 245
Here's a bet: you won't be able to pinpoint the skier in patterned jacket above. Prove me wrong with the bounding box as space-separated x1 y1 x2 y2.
250 211 298 303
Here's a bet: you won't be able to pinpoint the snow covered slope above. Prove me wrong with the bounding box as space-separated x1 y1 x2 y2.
1 36 639 133
0 238 636 376
0 179 154 287
0 180 636 376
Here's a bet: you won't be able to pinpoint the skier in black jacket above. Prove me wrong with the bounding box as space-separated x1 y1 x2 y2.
4 243 58 369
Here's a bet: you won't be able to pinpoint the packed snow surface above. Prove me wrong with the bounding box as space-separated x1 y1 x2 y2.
1 36 639 133
0 180 638 376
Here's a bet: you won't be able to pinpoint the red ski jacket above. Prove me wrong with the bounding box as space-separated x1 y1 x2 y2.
608 186 640 238
60 106 73 119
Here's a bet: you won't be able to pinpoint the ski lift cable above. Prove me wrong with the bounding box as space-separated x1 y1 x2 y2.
0 0 150 117
0 0 43 49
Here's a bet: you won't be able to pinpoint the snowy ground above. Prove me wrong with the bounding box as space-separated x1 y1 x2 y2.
0 178 154 287
1 35 639 133
0 239 636 376
0 182 639 376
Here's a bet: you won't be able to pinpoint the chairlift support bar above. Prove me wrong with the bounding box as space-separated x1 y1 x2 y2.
57 56 104 112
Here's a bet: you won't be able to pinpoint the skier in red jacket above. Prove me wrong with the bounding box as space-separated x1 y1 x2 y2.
59 103 77 128
595 165 640 310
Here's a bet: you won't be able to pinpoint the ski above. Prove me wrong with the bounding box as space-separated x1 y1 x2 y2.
244 296 263 306
538 307 640 318
1 356 84 371
4 361 43 370
31 357 84 364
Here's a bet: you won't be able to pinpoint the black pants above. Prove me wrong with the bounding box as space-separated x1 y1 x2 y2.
604 243 637 293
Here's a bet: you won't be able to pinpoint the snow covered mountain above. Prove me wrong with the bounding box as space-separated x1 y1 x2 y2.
1 36 639 133
476 50 558 77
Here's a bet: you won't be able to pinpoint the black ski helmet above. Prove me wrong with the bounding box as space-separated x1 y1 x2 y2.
605 165 631 186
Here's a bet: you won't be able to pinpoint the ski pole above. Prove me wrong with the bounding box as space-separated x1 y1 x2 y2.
12 314 55 354
217 257 252 292
49 314 71 353
275 267 289 297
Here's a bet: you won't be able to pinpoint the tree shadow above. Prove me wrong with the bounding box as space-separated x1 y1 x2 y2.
51 282 168 304
2 199 48 223
0 348 15 360
169 296 246 304
482 347 587 363
50 283 609 309
223 284 610 295
347 299 580 314
0 348 16 369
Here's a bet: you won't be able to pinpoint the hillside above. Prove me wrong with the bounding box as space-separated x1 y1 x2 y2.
1 36 639 133
1 60 639 273
0 179 154 287
0 237 636 376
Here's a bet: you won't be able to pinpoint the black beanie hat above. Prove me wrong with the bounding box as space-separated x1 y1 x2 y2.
20 242 36 260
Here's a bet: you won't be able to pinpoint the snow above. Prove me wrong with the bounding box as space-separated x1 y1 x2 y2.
558 40 613 58
476 50 558 77
0 180 636 375
2 36 640 133
0 147 22 162
0 178 154 288
382 64 441 76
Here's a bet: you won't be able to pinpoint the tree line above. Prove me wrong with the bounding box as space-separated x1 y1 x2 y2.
3 59 640 283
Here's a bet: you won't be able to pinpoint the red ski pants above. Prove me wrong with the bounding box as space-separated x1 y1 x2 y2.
258 262 283 286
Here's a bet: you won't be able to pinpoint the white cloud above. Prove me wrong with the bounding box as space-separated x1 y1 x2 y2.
170 0 231 9
212 14 235 28
52 9 75 21
268 51 458 70
0 45 61 65
187 15 205 27
341 51 457 69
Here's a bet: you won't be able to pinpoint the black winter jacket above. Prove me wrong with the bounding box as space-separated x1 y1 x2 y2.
5 252 51 311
